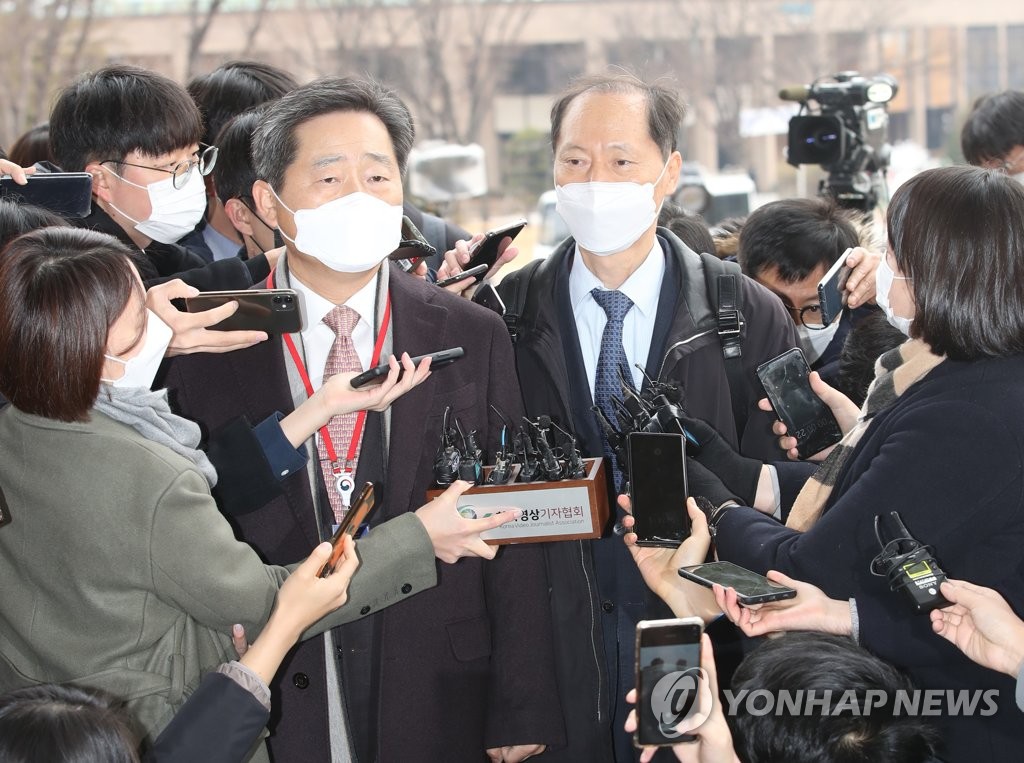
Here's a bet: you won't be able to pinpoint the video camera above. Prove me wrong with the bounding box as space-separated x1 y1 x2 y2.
781 71 898 213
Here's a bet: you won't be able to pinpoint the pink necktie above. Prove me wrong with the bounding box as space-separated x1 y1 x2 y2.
320 305 363 523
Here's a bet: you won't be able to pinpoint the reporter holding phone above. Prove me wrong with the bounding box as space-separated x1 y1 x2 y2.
675 166 1024 763
0 227 455 759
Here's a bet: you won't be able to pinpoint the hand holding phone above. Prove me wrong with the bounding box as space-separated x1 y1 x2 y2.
319 483 375 578
816 248 853 326
634 617 704 746
465 218 528 272
627 433 690 547
756 348 842 459
184 289 306 334
435 264 488 289
678 561 797 606
349 347 465 389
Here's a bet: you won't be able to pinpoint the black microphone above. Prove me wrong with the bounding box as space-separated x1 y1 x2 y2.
778 84 810 102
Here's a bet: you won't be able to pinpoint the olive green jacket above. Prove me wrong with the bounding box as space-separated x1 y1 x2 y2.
0 406 435 752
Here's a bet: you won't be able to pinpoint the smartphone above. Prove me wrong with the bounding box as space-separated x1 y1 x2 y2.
435 264 488 289
756 348 843 459
465 218 528 272
0 172 92 218
678 561 797 606
627 432 689 547
635 617 704 747
349 346 465 389
472 282 506 316
389 215 437 273
184 289 306 334
816 247 853 325
318 482 375 578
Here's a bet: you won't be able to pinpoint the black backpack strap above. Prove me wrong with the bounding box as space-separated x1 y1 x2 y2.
501 259 542 344
699 253 750 437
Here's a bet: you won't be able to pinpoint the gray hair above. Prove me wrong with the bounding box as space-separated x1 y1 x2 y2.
252 76 415 190
550 72 685 159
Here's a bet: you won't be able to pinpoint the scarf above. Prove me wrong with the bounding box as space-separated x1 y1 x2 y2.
785 338 944 532
93 384 218 487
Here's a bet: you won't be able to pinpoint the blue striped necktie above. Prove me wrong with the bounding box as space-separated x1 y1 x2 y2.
590 288 634 490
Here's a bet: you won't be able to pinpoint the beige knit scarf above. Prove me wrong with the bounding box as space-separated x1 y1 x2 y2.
786 339 944 532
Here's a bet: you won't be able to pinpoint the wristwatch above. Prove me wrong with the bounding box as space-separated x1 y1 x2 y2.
707 500 740 540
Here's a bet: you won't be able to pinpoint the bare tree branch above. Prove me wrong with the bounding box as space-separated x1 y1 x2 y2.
187 0 226 79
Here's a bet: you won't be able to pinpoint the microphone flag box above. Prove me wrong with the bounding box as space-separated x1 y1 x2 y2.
425 458 611 545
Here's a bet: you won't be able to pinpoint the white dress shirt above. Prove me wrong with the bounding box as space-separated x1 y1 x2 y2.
289 273 378 389
569 241 665 396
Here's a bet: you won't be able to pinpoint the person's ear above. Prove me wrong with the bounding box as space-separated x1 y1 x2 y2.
251 180 281 229
86 161 112 203
224 198 257 238
660 151 683 199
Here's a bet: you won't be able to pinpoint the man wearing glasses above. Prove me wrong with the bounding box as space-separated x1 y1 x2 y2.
49 64 273 291
736 197 880 383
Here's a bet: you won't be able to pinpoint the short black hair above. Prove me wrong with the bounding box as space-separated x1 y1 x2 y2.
738 197 861 282
213 107 266 205
960 90 1024 166
50 64 203 172
888 165 1024 360
252 77 415 191
187 60 299 147
550 72 684 160
0 199 68 251
658 200 715 255
0 227 136 422
0 683 138 763
730 633 939 763
835 311 906 407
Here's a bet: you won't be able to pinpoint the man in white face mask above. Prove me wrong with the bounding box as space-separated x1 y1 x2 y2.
163 77 562 763
48 64 274 292
736 197 881 383
490 73 802 763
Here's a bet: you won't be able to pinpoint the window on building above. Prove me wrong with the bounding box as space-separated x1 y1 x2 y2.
966 26 999 99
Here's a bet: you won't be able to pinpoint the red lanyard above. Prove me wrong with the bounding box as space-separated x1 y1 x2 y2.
267 270 391 476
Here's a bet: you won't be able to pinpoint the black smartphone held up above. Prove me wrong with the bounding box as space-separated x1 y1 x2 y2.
678 561 797 606
756 348 843 459
318 483 376 578
816 247 853 325
472 282 506 316
184 289 306 334
0 172 93 218
435 264 488 289
627 432 690 547
465 218 528 273
635 617 704 747
349 347 465 389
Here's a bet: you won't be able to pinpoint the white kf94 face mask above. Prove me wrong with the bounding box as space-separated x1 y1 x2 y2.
104 167 208 245
875 255 913 336
554 161 669 256
271 189 404 274
101 309 174 389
